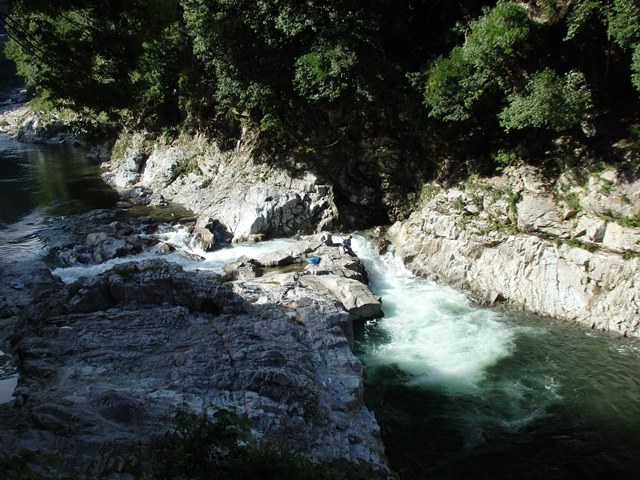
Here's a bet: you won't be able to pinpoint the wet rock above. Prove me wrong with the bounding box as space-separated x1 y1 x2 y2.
39 209 178 267
223 255 264 280
243 234 381 320
192 215 231 251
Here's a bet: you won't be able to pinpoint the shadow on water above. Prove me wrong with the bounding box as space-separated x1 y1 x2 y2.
0 134 119 226
0 133 119 259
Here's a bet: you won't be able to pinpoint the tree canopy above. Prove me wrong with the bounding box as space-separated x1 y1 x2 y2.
4 0 640 175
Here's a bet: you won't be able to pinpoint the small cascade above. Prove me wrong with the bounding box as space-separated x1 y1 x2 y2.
51 224 295 284
351 233 559 446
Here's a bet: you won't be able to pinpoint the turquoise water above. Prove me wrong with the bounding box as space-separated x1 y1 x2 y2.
352 236 640 479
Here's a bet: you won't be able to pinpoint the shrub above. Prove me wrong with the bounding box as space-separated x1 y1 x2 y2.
498 69 593 132
150 407 387 480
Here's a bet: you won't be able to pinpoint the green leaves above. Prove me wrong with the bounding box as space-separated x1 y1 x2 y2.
498 69 593 132
5 0 640 174
5 0 179 115
422 2 533 124
423 47 479 122
464 2 532 75
632 44 640 93
608 0 640 50
421 1 608 139
565 0 602 41
294 44 358 102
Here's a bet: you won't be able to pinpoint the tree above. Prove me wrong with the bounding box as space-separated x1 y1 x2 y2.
422 46 479 122
422 1 535 130
633 44 640 91
181 0 382 134
498 69 592 132
564 0 640 94
5 0 181 116
463 1 533 88
608 0 640 94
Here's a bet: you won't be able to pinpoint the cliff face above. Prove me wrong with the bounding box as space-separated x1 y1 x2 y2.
386 166 640 337
104 127 640 337
103 130 340 241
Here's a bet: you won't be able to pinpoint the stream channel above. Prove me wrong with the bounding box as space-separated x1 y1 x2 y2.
1 131 640 479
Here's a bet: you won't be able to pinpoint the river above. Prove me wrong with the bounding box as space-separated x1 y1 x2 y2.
1 131 640 479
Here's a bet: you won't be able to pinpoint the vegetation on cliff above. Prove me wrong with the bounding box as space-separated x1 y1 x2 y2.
0 0 19 92
3 0 640 183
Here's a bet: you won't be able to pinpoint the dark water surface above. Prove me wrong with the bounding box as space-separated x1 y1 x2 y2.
0 132 118 259
354 239 640 480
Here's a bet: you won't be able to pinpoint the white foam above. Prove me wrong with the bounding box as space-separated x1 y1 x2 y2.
354 234 516 394
52 225 295 284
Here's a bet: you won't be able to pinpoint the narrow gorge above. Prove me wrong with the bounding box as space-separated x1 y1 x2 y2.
2 1 640 477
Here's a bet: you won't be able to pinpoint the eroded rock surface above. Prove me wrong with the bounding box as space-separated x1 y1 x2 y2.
0 233 387 478
387 166 640 337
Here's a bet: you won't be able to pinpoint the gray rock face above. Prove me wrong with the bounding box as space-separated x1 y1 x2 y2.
387 166 640 337
38 209 178 267
102 125 426 237
104 134 340 241
0 103 110 159
248 234 382 321
0 234 387 478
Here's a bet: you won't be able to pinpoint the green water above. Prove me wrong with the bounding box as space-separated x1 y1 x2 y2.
353 236 640 480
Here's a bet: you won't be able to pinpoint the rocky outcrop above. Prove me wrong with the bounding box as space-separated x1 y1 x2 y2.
0 233 387 478
101 122 427 240
387 166 640 337
103 132 340 241
242 234 382 322
0 101 111 159
37 208 193 268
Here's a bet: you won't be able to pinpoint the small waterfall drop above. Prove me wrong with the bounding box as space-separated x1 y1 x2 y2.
351 234 559 446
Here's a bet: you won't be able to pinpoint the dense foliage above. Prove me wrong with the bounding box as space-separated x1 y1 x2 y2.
4 0 640 176
0 0 20 92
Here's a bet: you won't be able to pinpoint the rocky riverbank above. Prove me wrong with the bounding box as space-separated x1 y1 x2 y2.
0 98 111 159
1 104 390 477
4 100 640 338
385 165 640 337
98 122 640 339
0 217 388 478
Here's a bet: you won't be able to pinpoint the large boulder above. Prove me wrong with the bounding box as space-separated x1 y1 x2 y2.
224 233 383 322
104 134 340 240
